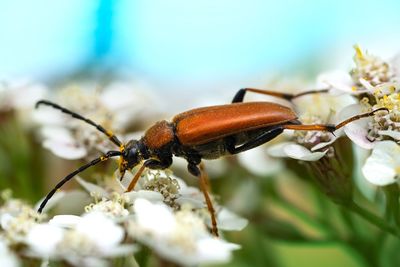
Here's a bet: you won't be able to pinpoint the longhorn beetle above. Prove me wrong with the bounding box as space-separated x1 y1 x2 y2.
36 88 387 236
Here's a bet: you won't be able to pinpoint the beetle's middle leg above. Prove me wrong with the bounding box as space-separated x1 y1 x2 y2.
232 88 329 103
187 162 219 237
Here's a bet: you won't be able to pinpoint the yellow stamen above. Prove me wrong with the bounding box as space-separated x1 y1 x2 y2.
354 44 364 61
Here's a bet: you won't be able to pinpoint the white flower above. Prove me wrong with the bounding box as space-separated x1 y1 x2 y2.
0 79 48 111
337 86 396 150
362 141 400 186
268 141 328 161
26 224 65 258
76 170 204 212
0 198 42 245
237 146 283 176
84 193 131 219
216 208 248 231
74 167 247 248
128 199 240 266
0 238 20 267
350 45 396 87
0 80 49 128
316 70 357 94
337 104 377 149
27 212 136 267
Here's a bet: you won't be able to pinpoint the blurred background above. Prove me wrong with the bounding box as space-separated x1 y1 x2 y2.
1 1 400 266
1 0 400 108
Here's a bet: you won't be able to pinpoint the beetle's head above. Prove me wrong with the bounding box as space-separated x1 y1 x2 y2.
119 140 143 175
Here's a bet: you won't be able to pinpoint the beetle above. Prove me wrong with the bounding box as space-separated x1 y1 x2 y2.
36 88 386 236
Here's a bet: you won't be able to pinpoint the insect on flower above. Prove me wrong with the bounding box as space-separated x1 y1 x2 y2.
36 88 387 236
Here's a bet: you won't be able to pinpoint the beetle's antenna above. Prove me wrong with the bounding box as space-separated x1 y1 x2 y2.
37 150 122 213
334 107 389 130
36 100 123 147
283 108 389 132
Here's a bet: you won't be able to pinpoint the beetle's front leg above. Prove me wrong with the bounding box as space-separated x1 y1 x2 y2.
144 157 173 170
125 157 172 192
187 162 219 237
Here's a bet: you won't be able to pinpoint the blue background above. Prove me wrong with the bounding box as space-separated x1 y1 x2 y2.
1 0 399 93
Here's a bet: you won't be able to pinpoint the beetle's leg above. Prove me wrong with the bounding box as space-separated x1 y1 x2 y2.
144 157 173 169
38 150 122 213
125 164 146 192
227 126 284 154
232 88 329 103
36 100 123 147
283 107 389 132
125 158 173 192
188 163 219 237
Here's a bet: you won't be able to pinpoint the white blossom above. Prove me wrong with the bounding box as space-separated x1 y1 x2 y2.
128 198 240 266
362 141 400 186
0 197 43 245
26 212 136 267
268 141 328 161
0 238 20 267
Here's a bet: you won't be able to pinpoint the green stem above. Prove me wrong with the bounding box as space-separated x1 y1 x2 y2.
348 201 400 238
383 184 400 227
273 197 334 236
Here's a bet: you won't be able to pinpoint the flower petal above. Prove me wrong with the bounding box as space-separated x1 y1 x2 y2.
316 70 353 93
283 144 327 161
267 142 296 158
362 141 400 186
237 146 283 176
195 238 240 265
75 176 109 198
26 224 64 257
134 199 176 236
338 104 375 149
49 215 82 228
76 212 125 249
43 139 87 160
216 208 248 231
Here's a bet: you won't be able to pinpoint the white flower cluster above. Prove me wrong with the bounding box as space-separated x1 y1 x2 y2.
0 81 247 266
263 45 400 187
0 169 246 266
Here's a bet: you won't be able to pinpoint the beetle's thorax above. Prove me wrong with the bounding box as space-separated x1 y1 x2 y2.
142 120 175 151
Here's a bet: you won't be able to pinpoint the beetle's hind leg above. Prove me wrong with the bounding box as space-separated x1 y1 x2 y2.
188 162 219 237
232 88 329 103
